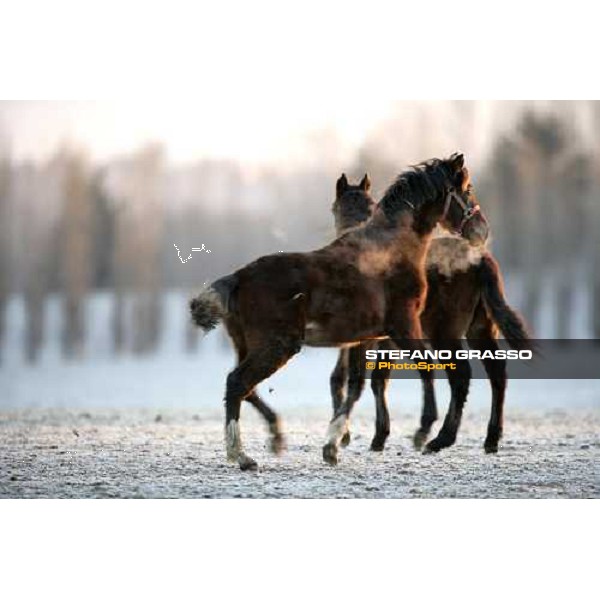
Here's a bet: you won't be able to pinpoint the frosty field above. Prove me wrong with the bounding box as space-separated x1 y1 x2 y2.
1 345 599 498
0 406 598 498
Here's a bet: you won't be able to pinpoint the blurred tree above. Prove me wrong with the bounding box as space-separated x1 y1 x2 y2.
105 144 165 355
110 191 129 355
131 145 164 354
555 151 592 338
13 162 57 362
0 150 10 361
483 136 523 268
588 101 600 338
59 150 92 358
485 109 586 336
90 170 116 289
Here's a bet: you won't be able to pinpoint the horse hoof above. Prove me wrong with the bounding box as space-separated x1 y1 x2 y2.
484 443 499 454
322 443 339 466
340 431 351 448
239 456 258 471
413 429 428 450
423 440 442 454
270 434 286 456
369 439 385 452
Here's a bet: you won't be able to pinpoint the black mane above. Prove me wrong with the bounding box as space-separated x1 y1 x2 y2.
378 157 454 222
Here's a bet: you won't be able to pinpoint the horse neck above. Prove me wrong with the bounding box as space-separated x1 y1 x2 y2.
335 208 372 235
336 222 362 236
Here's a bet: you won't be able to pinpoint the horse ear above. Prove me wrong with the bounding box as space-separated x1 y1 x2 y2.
336 173 349 198
359 173 371 192
451 153 465 172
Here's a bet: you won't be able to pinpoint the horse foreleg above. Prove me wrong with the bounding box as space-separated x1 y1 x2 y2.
466 307 507 453
340 345 366 447
322 345 366 464
329 349 348 419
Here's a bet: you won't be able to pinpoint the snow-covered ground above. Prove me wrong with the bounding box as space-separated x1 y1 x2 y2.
0 407 598 498
1 291 598 498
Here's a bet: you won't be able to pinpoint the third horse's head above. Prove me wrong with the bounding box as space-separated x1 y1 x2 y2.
332 173 376 235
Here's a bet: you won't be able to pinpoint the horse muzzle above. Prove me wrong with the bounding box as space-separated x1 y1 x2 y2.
462 212 489 247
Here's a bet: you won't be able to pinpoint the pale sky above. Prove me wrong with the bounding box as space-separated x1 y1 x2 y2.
1 100 592 172
0 99 400 167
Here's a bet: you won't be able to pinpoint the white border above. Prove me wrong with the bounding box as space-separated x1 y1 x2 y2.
1 2 598 599
1 1 599 99
1 500 597 599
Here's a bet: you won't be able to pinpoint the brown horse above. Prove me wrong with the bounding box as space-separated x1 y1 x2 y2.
330 177 531 456
190 154 489 470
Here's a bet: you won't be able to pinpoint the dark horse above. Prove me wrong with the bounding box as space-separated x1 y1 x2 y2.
190 154 489 470
330 175 531 456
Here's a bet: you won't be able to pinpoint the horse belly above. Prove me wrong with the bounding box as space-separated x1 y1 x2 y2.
303 324 387 347
304 303 386 346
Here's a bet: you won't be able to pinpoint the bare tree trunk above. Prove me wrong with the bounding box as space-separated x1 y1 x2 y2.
550 179 571 339
593 260 600 338
105 145 164 355
130 145 164 355
555 269 572 339
592 174 600 338
14 162 55 363
0 156 10 362
24 280 45 362
588 103 600 338
518 160 544 334
60 152 92 359
111 207 129 354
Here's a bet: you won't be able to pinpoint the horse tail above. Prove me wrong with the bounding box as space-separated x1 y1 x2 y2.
478 254 532 350
189 274 238 333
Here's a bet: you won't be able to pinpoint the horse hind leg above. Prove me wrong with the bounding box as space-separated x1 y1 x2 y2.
467 339 506 454
480 352 506 454
413 367 437 449
370 362 391 451
424 341 471 454
245 392 286 455
224 337 301 470
227 318 286 457
467 305 506 453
